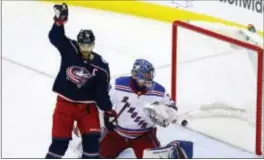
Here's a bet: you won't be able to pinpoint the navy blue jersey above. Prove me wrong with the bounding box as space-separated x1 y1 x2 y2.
48 23 112 111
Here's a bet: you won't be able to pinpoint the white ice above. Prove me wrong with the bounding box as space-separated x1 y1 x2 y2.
2 1 261 158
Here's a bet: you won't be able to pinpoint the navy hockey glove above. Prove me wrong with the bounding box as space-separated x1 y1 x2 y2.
53 3 68 25
104 110 117 131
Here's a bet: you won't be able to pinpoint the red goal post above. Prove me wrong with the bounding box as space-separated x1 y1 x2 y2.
171 20 263 155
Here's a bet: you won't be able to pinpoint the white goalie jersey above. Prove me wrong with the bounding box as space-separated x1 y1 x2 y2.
109 76 177 139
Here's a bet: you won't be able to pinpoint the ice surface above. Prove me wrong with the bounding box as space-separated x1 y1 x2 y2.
2 1 260 158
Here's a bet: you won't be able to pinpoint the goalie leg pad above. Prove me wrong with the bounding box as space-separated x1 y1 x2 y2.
143 145 173 158
143 140 193 159
45 138 70 158
167 140 193 158
81 133 100 159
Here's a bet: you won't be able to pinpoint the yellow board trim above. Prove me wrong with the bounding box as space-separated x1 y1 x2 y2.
41 0 263 37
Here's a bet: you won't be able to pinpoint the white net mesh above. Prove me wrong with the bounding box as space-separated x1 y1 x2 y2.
174 21 263 154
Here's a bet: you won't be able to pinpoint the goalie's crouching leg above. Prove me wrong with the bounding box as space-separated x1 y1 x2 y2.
46 139 70 158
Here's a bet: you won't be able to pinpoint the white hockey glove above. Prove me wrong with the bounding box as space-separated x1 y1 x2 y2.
143 101 178 127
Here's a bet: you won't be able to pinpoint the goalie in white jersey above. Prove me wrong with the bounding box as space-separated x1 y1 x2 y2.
99 59 180 158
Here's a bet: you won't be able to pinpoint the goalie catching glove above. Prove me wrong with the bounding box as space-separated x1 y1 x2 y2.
143 101 178 127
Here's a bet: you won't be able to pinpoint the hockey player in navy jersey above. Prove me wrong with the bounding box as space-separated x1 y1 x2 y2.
45 3 117 159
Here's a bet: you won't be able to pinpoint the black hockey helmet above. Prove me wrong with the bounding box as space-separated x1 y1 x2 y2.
77 29 95 44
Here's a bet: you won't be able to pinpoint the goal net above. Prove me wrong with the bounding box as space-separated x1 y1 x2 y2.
171 20 263 156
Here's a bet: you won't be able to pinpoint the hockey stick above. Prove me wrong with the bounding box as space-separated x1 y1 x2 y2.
111 101 130 124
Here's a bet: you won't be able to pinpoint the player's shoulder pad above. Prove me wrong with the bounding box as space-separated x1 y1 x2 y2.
152 81 166 93
115 76 131 87
71 40 78 46
69 40 79 50
93 53 109 68
92 53 109 67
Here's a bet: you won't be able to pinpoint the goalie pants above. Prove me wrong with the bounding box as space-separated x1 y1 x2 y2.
52 96 101 138
99 128 160 158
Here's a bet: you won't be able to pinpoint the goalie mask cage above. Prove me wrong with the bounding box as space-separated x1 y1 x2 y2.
171 20 263 156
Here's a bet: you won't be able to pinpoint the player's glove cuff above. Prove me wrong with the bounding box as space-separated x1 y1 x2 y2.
104 110 117 131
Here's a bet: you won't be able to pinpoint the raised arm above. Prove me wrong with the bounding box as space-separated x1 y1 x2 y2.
48 3 69 54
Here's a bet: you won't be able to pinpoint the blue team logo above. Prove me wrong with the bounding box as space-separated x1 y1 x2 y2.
66 66 94 88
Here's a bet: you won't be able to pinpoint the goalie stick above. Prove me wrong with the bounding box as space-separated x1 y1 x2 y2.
111 98 131 124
